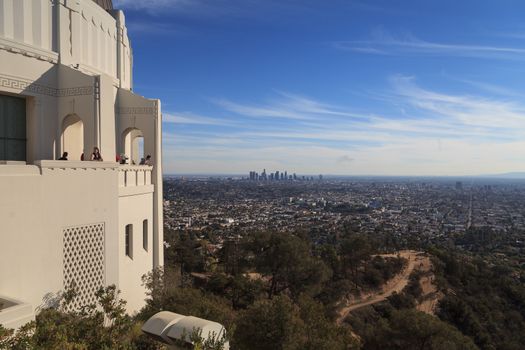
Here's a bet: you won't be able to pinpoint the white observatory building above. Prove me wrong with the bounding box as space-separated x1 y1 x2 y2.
0 0 164 328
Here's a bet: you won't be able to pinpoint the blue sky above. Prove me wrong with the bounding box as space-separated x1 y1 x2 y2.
114 0 525 176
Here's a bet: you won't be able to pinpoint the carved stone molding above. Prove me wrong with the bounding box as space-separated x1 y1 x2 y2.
0 74 94 97
57 86 94 97
118 107 156 115
0 38 59 64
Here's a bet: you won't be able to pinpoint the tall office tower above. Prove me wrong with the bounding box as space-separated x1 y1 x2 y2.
270 173 274 181
319 174 323 180
275 171 280 180
293 173 297 180
456 181 463 190
0 0 163 329
284 171 288 180
255 173 259 181
249 171 254 180
262 169 267 181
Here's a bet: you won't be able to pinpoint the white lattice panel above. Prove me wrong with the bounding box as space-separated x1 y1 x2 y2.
63 223 105 310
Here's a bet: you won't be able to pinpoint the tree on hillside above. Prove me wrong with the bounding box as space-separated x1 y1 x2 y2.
340 235 373 287
297 295 358 350
165 230 205 287
364 309 478 350
232 294 358 350
232 295 306 350
318 244 342 280
248 232 331 299
429 247 525 349
206 272 265 309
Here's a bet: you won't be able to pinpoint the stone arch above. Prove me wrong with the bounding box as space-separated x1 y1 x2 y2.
61 114 84 161
121 127 144 165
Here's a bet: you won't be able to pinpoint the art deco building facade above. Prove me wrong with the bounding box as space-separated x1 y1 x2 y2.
0 0 163 328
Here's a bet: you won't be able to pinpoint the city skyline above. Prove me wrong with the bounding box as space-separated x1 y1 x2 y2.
116 0 525 176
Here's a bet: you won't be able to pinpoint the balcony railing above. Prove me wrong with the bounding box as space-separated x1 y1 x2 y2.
118 165 153 187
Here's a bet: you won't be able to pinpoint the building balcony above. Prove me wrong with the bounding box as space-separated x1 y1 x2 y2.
118 165 152 187
118 165 154 197
0 161 154 197
0 160 120 176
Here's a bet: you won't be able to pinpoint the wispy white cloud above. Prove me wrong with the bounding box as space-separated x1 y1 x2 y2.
444 75 522 97
333 32 525 60
209 83 525 142
214 92 368 121
390 74 525 132
163 112 235 126
164 82 525 175
214 99 311 120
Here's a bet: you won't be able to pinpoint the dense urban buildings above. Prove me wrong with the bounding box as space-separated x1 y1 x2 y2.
248 169 317 182
164 176 525 248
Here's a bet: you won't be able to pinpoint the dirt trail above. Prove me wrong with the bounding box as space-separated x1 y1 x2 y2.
337 250 430 324
416 258 442 315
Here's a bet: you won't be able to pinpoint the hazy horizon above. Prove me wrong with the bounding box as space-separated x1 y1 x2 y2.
163 171 525 179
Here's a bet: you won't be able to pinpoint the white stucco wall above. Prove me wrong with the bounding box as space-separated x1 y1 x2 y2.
118 187 154 313
0 162 120 311
0 0 164 327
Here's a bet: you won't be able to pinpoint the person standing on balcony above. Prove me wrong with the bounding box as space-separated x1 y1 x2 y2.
91 147 103 161
58 152 68 160
144 155 152 166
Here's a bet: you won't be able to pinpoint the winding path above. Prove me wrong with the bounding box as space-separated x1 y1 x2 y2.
336 250 426 324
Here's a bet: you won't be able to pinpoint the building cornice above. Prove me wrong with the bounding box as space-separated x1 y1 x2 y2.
35 160 119 170
0 37 58 64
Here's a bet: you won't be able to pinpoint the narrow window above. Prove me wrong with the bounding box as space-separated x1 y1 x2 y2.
143 219 148 251
125 224 133 259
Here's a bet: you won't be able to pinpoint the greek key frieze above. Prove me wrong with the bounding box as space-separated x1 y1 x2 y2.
118 107 156 115
0 74 94 97
56 86 94 97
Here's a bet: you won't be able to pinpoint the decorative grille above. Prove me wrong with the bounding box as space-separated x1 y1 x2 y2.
63 223 105 310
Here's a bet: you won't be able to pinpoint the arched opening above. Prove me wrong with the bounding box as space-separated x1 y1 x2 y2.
121 128 144 165
61 114 84 161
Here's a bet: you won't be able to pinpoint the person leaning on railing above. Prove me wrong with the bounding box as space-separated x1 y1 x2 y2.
91 147 103 161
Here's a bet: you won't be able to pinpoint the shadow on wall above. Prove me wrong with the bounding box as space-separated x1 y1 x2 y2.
6 65 98 163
